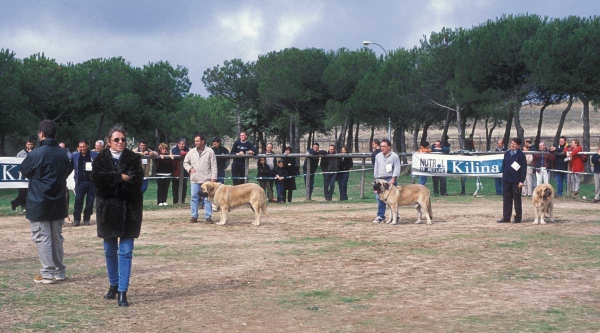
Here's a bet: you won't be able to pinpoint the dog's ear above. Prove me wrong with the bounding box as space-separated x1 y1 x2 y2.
384 182 390 190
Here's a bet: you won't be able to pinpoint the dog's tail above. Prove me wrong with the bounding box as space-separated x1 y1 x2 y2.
428 196 433 220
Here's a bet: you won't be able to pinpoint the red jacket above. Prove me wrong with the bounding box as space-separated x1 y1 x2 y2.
569 146 585 172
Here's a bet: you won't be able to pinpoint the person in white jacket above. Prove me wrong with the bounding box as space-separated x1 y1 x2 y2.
184 134 217 223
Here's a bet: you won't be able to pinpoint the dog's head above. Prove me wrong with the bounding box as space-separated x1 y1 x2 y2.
542 186 553 201
200 182 221 199
373 180 391 195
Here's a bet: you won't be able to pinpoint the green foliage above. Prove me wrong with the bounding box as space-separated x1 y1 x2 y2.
173 94 236 139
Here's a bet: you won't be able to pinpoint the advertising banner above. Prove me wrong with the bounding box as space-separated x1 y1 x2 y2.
411 153 503 178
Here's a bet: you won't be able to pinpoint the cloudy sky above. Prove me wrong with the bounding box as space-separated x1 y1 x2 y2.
2 0 598 95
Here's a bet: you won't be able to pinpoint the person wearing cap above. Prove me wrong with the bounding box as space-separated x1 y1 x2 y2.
211 137 230 184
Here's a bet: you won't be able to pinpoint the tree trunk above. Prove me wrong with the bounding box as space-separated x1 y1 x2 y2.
97 113 105 140
396 124 407 164
337 118 348 150
470 116 478 138
0 131 5 156
369 125 375 152
513 102 524 144
441 110 455 146
455 105 465 150
412 124 420 151
502 107 514 149
257 131 265 152
580 94 591 153
236 105 241 135
484 117 497 151
354 122 360 153
553 94 574 147
345 117 354 151
534 99 551 147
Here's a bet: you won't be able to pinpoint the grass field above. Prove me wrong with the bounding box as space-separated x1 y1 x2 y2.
1 168 599 332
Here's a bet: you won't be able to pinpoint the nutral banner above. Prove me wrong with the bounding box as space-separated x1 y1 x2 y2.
411 153 503 178
0 157 28 189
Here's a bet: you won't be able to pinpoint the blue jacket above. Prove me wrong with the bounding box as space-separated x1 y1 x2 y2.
592 153 600 174
502 150 527 183
20 138 73 221
72 150 98 184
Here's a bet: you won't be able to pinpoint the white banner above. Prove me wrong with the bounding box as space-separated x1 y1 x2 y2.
0 157 28 189
0 157 75 190
412 153 503 178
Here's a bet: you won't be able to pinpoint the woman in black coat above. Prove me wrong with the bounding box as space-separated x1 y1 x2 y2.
91 126 144 307
282 146 298 203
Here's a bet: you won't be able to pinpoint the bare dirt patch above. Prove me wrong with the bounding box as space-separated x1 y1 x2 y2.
1 197 600 332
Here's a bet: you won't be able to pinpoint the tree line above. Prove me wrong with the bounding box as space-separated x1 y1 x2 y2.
1 14 599 156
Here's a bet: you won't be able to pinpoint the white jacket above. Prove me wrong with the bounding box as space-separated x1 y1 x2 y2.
183 147 217 184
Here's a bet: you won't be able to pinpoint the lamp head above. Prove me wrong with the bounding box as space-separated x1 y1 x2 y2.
362 40 372 46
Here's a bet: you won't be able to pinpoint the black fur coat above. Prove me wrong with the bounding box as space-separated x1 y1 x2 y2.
91 148 144 239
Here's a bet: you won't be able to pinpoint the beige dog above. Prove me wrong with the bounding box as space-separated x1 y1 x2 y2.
373 180 433 224
201 182 269 226
532 183 554 225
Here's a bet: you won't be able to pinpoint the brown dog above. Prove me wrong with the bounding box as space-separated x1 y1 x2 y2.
373 179 433 224
532 183 554 225
201 182 269 226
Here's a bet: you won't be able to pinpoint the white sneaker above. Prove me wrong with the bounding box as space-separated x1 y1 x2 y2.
158 203 163 206
163 202 168 206
372 216 384 223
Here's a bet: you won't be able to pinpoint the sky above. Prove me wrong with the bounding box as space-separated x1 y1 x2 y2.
2 0 599 95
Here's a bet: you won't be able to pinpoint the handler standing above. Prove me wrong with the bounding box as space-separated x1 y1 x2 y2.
184 134 217 223
372 139 401 223
497 138 527 223
20 120 72 284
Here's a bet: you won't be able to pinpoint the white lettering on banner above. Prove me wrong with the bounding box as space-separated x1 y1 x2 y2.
2 165 16 180
411 153 503 178
450 161 499 174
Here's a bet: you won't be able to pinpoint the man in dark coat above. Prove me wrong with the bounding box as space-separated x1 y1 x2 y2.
230 131 257 185
302 142 326 200
497 138 527 223
20 120 73 284
320 144 340 201
211 137 230 184
71 140 98 226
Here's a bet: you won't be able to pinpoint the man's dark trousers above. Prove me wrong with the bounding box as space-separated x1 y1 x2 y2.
74 181 96 223
502 180 522 221
323 173 336 200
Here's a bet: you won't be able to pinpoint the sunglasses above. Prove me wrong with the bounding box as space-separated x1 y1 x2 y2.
113 137 126 143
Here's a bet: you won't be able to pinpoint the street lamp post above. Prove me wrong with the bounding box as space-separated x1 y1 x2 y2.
362 40 392 143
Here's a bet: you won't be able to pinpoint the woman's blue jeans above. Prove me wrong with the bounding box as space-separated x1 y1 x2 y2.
103 238 135 292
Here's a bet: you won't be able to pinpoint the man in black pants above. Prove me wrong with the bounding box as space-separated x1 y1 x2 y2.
497 138 527 223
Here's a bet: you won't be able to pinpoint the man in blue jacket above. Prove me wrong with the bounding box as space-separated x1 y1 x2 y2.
497 138 527 223
71 140 98 226
20 120 73 284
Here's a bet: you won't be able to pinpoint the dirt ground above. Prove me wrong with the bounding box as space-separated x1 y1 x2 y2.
1 196 600 332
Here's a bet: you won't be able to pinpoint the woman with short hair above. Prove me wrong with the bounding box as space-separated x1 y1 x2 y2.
91 126 144 307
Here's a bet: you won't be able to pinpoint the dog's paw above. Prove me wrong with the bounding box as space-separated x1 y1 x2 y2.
540 219 546 225
415 220 422 224
532 220 539 225
216 221 226 225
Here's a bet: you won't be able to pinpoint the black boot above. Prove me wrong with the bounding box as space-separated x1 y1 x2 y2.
103 285 118 299
118 291 129 307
